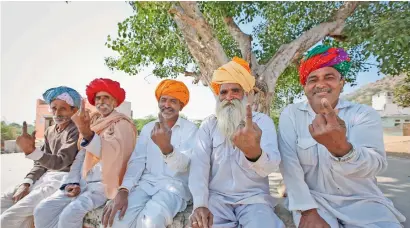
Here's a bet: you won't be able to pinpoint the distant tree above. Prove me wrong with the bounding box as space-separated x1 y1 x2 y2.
1 121 18 145
393 75 410 107
133 115 157 133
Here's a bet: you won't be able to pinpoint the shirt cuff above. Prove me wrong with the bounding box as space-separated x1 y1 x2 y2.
120 179 134 192
21 178 34 186
246 151 271 176
193 195 209 211
83 133 101 157
25 148 44 161
163 149 189 172
329 146 357 162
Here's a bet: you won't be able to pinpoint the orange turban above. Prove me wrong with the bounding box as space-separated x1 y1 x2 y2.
211 57 255 95
155 79 190 109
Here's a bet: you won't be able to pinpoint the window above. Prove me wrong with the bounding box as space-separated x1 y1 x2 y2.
405 120 410 122
395 119 401 122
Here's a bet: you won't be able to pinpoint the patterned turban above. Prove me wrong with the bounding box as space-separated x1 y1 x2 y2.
155 79 190 109
211 57 255 95
86 78 126 107
42 86 82 109
299 45 351 85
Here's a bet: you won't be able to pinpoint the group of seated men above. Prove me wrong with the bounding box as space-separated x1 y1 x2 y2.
0 45 406 228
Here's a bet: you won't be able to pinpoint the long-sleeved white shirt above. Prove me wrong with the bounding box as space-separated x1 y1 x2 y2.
189 112 282 210
279 99 406 224
121 117 198 201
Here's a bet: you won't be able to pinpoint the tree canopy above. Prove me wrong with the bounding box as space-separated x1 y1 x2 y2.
105 1 410 114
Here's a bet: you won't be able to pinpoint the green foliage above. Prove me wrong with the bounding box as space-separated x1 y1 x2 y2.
106 1 410 115
393 76 410 107
133 115 157 133
1 121 17 143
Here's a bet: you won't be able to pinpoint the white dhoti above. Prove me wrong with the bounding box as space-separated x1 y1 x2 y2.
112 187 187 228
292 206 403 228
33 182 106 228
0 172 66 228
208 196 285 228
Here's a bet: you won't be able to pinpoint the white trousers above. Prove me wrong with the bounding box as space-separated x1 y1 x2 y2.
207 195 285 228
0 172 66 228
292 207 403 228
111 187 187 228
33 182 106 228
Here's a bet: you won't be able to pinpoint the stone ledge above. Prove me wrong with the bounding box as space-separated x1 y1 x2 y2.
83 202 294 228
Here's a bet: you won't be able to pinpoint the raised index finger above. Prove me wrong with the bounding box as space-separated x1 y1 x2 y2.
22 121 28 135
321 98 337 123
158 113 168 130
245 104 253 128
78 99 86 115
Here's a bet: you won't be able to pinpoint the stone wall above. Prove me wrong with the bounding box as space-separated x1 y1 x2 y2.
83 173 295 228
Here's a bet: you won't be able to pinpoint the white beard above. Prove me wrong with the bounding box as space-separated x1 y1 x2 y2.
215 97 247 140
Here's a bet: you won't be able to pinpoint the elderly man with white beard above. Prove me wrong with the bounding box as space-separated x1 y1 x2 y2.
189 57 285 228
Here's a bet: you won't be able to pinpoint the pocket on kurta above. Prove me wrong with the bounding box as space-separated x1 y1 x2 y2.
296 137 318 166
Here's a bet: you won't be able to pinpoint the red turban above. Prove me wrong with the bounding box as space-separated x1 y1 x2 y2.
155 79 190 109
86 78 126 107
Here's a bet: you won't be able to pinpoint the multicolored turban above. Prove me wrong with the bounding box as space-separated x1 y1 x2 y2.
155 79 190 109
42 86 82 109
299 45 351 85
211 57 255 95
86 78 126 107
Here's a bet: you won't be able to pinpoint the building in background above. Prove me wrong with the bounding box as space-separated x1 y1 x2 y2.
35 99 132 140
372 92 410 136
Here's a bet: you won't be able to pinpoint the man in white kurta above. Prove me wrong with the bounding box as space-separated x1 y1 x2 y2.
103 79 197 228
33 78 137 228
189 57 284 228
279 45 406 228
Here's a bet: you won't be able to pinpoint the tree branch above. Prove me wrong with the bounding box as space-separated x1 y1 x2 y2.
260 1 359 91
169 2 228 91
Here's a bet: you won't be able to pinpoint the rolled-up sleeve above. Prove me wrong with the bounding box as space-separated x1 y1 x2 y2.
278 108 318 211
329 108 387 178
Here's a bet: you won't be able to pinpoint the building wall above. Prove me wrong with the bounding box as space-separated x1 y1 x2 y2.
35 100 132 139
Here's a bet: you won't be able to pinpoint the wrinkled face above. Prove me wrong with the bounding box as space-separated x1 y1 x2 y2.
158 95 182 120
304 67 345 111
50 99 77 125
216 83 247 140
95 91 117 117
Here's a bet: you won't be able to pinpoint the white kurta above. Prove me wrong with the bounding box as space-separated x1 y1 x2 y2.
278 99 406 227
189 112 284 227
112 117 198 228
33 141 106 228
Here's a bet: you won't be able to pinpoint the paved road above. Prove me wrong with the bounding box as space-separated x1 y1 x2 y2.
1 153 409 227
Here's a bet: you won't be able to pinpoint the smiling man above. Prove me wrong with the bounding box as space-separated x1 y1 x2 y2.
102 79 198 228
278 45 406 228
1 86 80 228
33 78 137 228
189 57 284 228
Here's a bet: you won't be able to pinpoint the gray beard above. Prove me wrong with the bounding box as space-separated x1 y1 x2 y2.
215 97 247 140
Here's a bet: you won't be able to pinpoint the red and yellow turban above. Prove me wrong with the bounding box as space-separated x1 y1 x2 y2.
86 78 126 107
299 45 351 85
155 79 190 109
211 57 255 95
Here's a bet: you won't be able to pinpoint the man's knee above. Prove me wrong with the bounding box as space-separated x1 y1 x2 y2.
140 212 167 228
242 205 284 228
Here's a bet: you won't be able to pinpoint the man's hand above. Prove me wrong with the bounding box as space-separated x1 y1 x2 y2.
232 104 263 160
151 113 173 155
12 183 30 203
299 209 330 228
102 189 129 228
309 98 352 157
16 122 36 155
190 207 213 228
71 99 93 140
65 184 81 197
